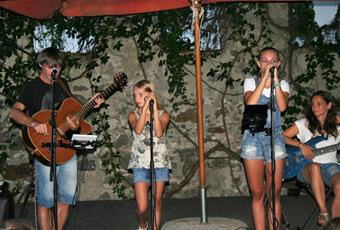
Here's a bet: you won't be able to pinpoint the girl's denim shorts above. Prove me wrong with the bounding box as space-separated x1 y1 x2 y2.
132 167 169 184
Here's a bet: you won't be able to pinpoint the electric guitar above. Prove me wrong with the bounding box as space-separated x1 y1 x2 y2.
22 73 128 165
284 136 340 180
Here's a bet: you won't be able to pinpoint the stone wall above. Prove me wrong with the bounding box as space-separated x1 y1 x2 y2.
1 3 339 202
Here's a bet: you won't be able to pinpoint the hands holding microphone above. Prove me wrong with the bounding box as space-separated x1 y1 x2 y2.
261 61 280 88
143 87 157 112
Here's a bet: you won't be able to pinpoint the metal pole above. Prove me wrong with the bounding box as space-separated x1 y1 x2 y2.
192 0 207 224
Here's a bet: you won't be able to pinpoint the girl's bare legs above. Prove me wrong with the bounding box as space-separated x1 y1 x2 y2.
155 181 166 229
265 159 285 230
244 159 266 230
331 174 340 218
135 181 166 230
304 163 328 214
135 182 149 229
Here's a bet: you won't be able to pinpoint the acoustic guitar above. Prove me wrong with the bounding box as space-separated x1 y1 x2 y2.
22 73 128 165
283 135 340 180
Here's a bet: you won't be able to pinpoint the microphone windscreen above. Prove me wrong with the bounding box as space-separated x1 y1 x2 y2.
51 68 58 77
270 67 274 77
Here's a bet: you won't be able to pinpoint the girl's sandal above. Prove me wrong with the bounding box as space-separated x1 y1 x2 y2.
317 212 329 226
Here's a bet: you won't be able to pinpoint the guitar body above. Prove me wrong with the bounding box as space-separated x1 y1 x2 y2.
284 136 327 180
23 98 92 165
22 72 128 165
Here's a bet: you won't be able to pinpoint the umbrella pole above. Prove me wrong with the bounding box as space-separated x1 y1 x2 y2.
192 0 207 224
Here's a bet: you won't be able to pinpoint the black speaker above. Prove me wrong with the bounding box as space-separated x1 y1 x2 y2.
241 104 268 133
0 181 15 227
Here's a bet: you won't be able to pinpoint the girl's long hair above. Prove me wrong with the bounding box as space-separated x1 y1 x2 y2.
306 91 338 138
133 79 155 93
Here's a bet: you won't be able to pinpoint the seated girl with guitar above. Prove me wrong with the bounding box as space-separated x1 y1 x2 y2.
284 91 340 225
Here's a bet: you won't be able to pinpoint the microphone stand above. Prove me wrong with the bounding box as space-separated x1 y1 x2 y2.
269 69 277 230
148 100 156 230
50 70 58 230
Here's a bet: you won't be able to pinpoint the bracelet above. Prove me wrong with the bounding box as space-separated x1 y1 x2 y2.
273 83 280 88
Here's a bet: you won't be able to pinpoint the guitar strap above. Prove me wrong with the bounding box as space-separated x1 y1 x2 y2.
56 77 82 104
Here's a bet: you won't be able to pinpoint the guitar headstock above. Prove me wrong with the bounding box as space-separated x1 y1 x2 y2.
112 72 128 92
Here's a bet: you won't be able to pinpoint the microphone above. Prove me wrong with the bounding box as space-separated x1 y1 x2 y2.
51 68 58 78
149 99 154 111
270 67 275 78
149 99 155 110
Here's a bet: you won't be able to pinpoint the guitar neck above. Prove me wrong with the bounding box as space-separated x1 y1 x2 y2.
314 143 340 156
77 82 121 118
75 72 127 118
77 98 98 118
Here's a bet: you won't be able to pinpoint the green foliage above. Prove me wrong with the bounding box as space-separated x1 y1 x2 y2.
0 2 339 197
92 110 127 199
284 3 339 127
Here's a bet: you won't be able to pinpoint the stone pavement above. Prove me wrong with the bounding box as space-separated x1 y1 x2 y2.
163 217 248 230
12 195 327 230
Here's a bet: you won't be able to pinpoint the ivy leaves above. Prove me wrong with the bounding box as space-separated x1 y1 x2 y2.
0 2 339 198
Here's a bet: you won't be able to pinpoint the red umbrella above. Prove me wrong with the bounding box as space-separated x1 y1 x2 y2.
0 0 311 223
0 0 309 19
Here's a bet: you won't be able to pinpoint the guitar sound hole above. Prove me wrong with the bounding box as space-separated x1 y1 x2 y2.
65 128 81 140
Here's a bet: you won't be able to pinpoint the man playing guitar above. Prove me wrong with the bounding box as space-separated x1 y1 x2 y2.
284 91 340 226
9 47 104 230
